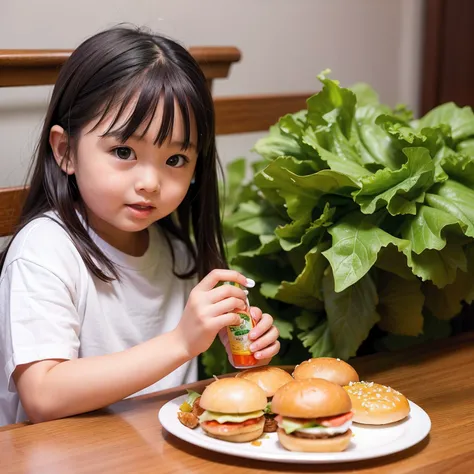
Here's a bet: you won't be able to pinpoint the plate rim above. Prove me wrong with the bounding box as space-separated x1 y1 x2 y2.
158 394 431 464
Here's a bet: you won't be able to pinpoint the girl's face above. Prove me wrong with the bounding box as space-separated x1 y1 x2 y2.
53 100 198 255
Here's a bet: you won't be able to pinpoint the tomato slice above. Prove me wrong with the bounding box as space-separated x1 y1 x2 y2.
319 411 353 427
275 412 353 428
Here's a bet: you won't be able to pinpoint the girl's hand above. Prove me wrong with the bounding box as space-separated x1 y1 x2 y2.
248 307 280 365
176 269 251 358
219 306 280 366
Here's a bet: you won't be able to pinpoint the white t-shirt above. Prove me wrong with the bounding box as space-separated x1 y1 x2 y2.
0 212 197 426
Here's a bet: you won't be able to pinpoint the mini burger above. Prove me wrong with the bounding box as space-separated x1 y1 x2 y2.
344 381 410 425
198 378 267 442
271 379 353 452
293 357 359 386
235 366 294 432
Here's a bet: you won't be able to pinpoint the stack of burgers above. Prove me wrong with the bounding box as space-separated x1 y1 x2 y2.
179 357 411 453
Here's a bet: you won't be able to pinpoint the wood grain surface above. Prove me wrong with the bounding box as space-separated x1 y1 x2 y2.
1 332 473 473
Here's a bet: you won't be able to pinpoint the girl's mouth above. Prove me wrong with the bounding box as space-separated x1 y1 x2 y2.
126 204 155 218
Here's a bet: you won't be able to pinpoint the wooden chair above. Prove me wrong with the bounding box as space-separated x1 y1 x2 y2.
0 47 310 237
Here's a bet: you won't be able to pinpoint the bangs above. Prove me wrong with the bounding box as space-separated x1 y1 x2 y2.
91 63 208 152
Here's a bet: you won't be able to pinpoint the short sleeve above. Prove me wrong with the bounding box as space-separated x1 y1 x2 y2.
1 258 81 392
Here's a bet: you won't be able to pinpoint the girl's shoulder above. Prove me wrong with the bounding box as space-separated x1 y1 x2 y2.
3 212 83 271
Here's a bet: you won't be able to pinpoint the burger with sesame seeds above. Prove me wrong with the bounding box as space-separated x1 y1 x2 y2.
343 381 410 425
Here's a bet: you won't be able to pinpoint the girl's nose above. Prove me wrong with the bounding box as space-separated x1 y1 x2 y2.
135 168 160 193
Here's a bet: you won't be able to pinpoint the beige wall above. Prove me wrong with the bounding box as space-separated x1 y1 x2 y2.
0 0 423 187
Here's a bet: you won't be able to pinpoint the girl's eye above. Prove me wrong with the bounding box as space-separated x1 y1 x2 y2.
166 154 188 168
113 147 136 161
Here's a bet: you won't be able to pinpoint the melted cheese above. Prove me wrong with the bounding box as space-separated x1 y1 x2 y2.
280 417 352 435
296 420 352 435
198 410 264 424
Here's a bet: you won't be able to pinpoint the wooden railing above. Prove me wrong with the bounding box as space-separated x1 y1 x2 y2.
0 47 310 236
0 47 242 88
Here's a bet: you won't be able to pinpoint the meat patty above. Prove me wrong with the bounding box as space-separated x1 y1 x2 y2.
263 414 278 433
291 430 349 440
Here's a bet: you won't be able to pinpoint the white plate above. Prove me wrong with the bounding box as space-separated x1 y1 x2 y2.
159 395 431 464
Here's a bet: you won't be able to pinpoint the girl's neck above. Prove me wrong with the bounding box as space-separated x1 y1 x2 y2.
99 228 150 257
78 207 150 257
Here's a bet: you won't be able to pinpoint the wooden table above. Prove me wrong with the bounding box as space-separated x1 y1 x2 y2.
1 332 473 474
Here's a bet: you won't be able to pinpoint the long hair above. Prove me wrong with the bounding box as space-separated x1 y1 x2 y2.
0 26 226 281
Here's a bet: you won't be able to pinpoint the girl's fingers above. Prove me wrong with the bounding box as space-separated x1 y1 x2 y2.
208 284 248 305
249 306 263 324
250 326 280 353
211 297 247 317
254 340 281 361
213 312 242 330
197 269 253 292
249 312 274 341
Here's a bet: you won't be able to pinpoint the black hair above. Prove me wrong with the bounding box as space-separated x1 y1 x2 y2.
0 26 226 281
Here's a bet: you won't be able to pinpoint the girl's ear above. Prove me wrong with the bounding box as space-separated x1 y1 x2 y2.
49 125 75 175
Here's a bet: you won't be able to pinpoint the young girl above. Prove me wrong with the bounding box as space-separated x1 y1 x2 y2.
0 26 280 426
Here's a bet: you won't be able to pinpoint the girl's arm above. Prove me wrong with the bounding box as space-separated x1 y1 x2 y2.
13 329 188 423
13 269 250 423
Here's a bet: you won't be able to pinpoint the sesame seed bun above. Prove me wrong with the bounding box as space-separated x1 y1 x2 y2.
343 382 410 425
235 366 294 397
293 357 359 386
